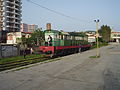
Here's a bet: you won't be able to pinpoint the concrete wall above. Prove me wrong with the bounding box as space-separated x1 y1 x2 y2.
0 44 20 58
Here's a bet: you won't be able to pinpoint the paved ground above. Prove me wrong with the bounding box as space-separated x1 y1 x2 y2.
0 44 120 90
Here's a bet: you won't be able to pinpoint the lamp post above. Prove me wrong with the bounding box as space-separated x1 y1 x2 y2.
94 19 100 57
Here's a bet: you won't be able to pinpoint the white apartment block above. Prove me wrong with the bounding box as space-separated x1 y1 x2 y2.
0 0 22 32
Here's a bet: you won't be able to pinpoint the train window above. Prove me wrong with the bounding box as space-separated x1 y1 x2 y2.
68 35 71 40
61 35 63 40
66 35 68 40
64 35 67 40
57 34 60 39
55 35 57 38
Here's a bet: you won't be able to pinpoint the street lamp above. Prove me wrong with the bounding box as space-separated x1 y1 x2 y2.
94 19 100 57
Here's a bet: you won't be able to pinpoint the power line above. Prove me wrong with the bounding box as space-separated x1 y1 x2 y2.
27 0 91 23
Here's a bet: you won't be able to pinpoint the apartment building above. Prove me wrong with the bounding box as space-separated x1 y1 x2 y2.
0 0 22 32
20 23 28 32
28 24 38 32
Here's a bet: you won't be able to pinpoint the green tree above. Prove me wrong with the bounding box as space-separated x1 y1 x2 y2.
16 37 27 51
27 29 45 47
99 25 111 42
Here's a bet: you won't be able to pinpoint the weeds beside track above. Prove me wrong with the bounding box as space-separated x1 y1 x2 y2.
0 56 50 71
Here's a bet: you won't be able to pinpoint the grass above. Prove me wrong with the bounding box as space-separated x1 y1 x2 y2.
91 42 108 49
9 58 61 72
0 54 44 64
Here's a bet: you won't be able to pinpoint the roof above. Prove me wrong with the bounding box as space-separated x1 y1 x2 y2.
22 32 32 34
61 31 69 35
111 32 120 33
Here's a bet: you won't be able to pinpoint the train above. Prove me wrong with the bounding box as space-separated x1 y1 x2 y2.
39 23 91 57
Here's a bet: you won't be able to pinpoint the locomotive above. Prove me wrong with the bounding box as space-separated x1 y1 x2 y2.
39 23 91 57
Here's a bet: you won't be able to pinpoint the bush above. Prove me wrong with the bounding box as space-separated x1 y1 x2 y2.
91 42 108 49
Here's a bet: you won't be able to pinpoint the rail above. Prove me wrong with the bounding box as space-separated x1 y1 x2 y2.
0 56 50 71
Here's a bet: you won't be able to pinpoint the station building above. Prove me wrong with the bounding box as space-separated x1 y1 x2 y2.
111 32 120 43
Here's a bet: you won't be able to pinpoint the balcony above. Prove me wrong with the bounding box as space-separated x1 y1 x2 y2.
0 15 3 18
6 19 15 22
0 9 4 12
6 5 15 10
6 0 15 4
0 21 3 24
6 24 20 28
7 0 14 2
14 26 20 29
14 22 20 24
6 10 15 14
6 0 22 6
0 3 4 7
6 7 14 11
6 15 14 18
15 1 21 5
6 25 13 28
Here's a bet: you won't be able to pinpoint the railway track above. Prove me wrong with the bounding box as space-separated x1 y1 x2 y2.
0 56 50 72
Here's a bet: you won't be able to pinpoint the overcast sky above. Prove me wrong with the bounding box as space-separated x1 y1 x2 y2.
22 0 120 32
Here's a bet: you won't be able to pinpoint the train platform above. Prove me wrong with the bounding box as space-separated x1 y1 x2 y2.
0 44 120 90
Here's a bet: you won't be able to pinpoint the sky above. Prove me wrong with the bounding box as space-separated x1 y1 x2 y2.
22 0 120 32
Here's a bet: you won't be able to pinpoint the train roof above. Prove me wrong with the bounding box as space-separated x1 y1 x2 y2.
44 30 87 37
44 30 69 35
44 30 60 33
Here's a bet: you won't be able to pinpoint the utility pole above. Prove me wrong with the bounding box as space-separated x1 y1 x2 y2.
36 35 39 46
94 19 100 57
37 37 39 46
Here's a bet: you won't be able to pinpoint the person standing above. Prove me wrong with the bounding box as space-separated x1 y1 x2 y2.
30 48 33 54
23 50 26 59
48 35 52 46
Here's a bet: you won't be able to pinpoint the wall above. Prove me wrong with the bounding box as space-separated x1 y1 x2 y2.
0 44 20 58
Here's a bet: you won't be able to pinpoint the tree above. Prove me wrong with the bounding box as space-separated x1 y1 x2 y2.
99 25 111 42
16 37 27 50
27 29 45 47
